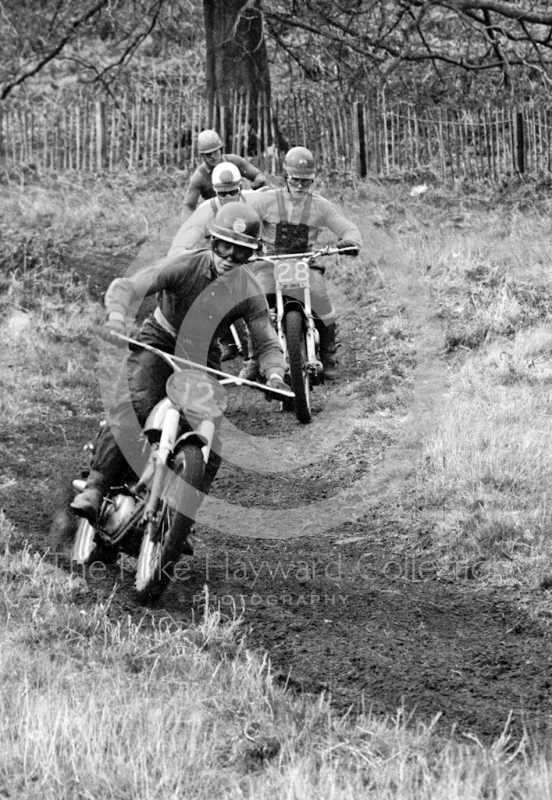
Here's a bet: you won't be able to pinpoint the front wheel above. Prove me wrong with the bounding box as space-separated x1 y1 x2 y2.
135 443 205 603
285 309 311 424
71 517 119 566
71 518 96 565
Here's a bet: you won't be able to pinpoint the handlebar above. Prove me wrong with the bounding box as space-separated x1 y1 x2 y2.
260 245 356 263
107 332 295 400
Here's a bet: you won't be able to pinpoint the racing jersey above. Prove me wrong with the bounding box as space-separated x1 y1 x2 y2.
247 189 362 254
168 190 259 256
105 248 285 378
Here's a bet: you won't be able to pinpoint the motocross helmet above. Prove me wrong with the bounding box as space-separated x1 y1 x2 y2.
210 202 262 250
283 146 316 179
212 162 242 193
198 129 223 154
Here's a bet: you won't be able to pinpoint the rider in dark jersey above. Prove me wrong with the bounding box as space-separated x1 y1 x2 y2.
181 129 267 222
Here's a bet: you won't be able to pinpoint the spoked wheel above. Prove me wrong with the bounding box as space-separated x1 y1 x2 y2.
135 443 205 604
71 518 96 565
285 309 311 424
71 516 120 566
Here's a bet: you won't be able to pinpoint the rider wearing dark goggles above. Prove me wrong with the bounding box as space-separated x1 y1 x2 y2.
216 188 240 198
287 176 313 188
212 238 254 264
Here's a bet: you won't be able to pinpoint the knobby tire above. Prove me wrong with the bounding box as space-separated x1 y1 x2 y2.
285 309 311 424
135 443 205 603
71 515 119 566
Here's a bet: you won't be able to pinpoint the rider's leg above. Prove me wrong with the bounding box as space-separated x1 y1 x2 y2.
238 263 276 381
218 323 239 361
71 327 173 522
309 272 339 380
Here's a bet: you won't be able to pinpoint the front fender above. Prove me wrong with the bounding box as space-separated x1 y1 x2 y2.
282 297 306 316
143 396 173 442
175 419 215 464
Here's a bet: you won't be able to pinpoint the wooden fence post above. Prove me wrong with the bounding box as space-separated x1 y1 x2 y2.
515 110 525 173
352 100 366 178
0 103 4 164
95 100 107 171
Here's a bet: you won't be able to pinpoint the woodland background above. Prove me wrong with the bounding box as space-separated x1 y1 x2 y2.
2 0 552 181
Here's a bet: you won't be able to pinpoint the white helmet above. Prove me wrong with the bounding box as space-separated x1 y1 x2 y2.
212 162 242 193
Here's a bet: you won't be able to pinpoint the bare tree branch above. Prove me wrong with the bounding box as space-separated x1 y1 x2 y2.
1 0 110 99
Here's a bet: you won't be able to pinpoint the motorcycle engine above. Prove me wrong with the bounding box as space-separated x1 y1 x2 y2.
102 494 136 535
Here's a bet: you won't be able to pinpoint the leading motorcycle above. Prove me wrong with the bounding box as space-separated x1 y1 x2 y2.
70 336 294 603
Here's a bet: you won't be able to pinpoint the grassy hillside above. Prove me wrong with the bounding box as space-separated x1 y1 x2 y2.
3 168 552 797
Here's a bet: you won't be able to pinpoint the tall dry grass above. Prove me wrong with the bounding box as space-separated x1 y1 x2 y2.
3 511 552 800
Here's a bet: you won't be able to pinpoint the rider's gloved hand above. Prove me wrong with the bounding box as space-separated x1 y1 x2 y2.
265 372 290 402
251 174 268 190
100 313 127 347
338 240 360 257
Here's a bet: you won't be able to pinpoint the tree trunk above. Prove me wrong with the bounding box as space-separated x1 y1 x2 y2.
203 0 271 154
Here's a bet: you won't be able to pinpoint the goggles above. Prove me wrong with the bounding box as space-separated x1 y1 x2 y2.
287 176 313 187
216 188 240 198
212 238 255 264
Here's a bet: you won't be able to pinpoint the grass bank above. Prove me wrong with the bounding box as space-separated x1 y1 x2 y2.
3 169 552 796
3 513 552 800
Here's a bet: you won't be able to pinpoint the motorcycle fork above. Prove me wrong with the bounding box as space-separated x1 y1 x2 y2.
145 404 180 522
275 286 288 360
276 277 320 374
302 285 320 370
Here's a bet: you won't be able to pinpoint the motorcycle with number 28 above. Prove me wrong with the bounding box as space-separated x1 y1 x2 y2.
70 337 294 603
262 245 355 424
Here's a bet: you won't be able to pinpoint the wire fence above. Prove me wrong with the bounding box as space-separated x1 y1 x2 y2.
0 89 549 181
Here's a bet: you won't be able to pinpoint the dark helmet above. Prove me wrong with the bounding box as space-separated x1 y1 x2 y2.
210 202 262 250
283 146 315 179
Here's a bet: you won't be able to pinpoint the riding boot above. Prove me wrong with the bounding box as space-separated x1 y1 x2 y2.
238 358 260 381
237 321 253 361
319 322 338 380
70 469 109 523
218 325 238 362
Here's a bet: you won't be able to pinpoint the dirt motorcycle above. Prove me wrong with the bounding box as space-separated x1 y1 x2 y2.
262 245 352 424
71 334 294 603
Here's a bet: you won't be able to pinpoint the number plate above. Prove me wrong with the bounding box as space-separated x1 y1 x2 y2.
274 260 310 289
167 370 228 419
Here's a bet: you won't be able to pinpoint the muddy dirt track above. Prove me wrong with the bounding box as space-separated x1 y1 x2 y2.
4 213 552 745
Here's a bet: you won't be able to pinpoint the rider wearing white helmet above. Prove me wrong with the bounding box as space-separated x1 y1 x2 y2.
181 129 267 222
169 161 266 362
169 162 263 257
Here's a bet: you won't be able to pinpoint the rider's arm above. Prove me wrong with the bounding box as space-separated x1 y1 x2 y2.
181 172 205 222
239 285 286 379
226 154 267 189
168 203 213 257
320 199 363 250
104 255 181 319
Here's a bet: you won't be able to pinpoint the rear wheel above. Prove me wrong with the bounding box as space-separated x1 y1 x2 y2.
135 443 205 604
285 309 311 424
